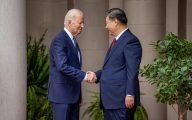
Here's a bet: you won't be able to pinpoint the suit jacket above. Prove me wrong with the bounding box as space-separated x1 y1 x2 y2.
48 29 86 104
96 29 142 109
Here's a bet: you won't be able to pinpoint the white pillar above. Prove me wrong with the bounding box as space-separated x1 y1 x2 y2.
166 0 179 119
27 0 68 47
109 0 124 9
124 0 166 120
166 0 178 34
187 0 192 40
0 0 26 120
187 0 192 119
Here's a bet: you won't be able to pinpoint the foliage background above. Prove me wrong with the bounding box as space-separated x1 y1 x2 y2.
140 33 192 119
82 91 148 120
27 30 52 120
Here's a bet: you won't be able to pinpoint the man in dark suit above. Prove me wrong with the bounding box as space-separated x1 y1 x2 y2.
48 9 96 120
95 8 142 120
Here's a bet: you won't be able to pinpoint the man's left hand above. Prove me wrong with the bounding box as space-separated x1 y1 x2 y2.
125 96 134 109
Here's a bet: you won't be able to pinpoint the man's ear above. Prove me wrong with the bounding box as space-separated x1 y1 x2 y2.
68 20 74 28
114 19 119 26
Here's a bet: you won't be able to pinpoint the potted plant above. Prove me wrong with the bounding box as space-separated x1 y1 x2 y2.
82 91 148 120
27 30 52 120
140 33 192 120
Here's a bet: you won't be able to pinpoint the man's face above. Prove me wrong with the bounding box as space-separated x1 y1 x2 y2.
105 16 116 36
70 14 84 36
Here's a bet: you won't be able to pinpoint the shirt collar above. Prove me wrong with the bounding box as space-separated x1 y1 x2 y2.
64 27 73 40
115 28 128 41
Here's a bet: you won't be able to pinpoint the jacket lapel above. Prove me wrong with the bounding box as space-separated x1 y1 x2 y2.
104 39 120 65
63 30 80 63
103 29 132 66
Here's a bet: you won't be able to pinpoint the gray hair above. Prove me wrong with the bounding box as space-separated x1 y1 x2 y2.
64 9 83 25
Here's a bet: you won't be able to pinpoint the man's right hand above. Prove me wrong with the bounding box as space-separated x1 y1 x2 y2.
85 71 97 84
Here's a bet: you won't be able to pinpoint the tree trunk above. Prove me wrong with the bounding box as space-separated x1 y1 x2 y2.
178 105 187 120
179 112 184 120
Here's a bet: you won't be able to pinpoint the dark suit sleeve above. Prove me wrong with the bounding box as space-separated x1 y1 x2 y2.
124 38 142 96
51 38 86 82
95 70 102 83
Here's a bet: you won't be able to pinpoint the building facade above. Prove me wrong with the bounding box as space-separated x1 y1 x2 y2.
0 0 192 119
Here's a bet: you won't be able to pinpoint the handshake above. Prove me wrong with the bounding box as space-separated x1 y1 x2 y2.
85 71 97 84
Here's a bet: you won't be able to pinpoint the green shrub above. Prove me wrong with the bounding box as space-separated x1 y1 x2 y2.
140 33 192 120
27 30 52 120
82 91 148 120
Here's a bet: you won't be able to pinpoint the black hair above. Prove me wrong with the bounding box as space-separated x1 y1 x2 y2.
106 8 128 25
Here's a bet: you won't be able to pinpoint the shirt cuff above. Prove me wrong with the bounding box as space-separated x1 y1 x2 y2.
83 73 87 81
126 94 133 96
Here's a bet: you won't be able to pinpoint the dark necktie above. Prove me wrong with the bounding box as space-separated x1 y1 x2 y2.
72 38 78 52
110 38 117 49
72 37 80 61
106 38 117 56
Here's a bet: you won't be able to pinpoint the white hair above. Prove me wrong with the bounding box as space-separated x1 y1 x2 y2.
64 9 83 26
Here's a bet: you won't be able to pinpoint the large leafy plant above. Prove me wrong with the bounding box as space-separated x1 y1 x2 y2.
82 91 148 120
27 30 52 120
140 33 192 120
82 91 104 120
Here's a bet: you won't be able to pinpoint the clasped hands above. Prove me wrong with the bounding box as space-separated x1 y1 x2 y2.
85 71 97 84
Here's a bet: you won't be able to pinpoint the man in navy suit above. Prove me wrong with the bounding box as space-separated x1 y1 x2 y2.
48 9 96 120
95 8 142 120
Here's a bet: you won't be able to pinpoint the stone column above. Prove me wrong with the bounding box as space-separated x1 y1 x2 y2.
166 0 179 119
187 0 192 119
166 0 178 34
109 0 123 9
74 0 108 120
124 0 166 120
27 0 68 47
187 0 192 40
0 0 26 120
